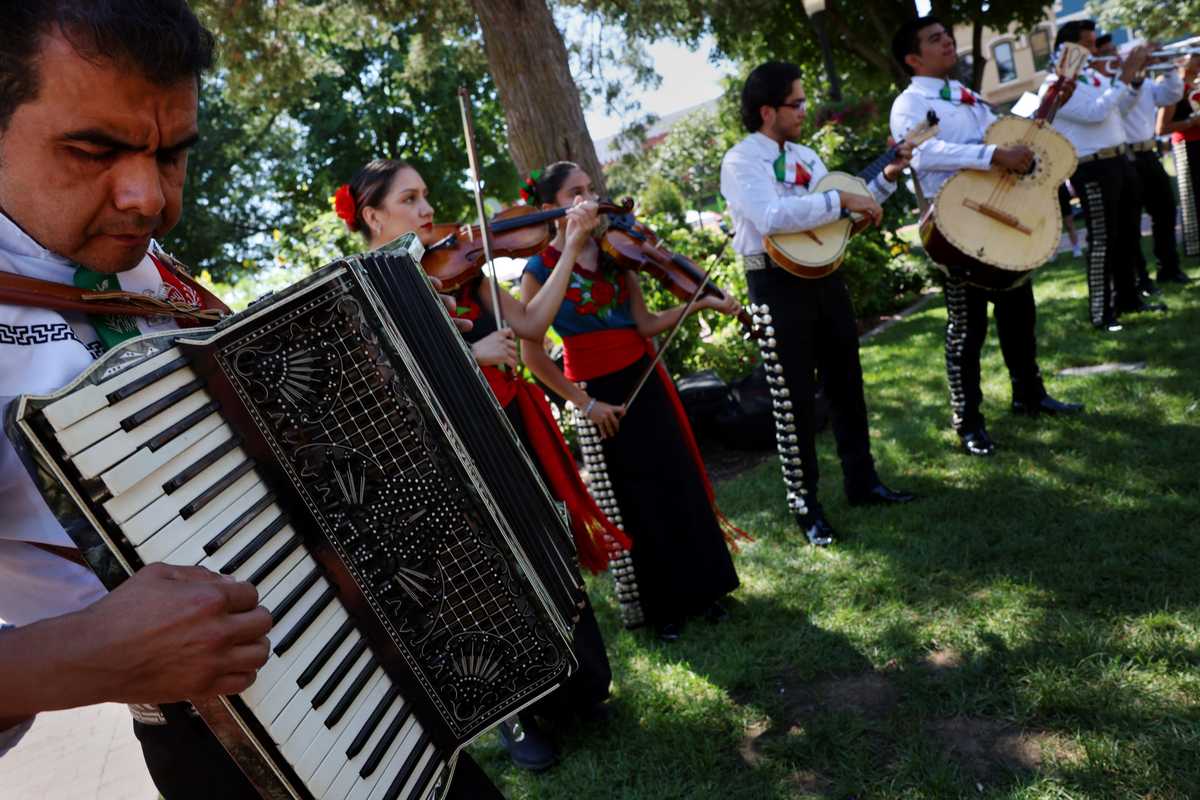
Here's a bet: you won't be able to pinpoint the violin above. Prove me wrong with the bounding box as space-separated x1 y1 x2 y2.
600 207 762 340
422 199 633 291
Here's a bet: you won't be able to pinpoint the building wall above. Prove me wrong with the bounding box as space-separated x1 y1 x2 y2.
952 12 1058 108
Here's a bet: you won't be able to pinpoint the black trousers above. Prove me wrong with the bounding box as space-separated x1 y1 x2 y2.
1073 156 1141 326
746 266 877 516
135 703 504 799
1118 154 1152 288
1132 150 1182 278
942 278 1044 433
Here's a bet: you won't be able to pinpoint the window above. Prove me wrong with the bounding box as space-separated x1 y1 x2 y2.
992 41 1018 83
1030 29 1052 72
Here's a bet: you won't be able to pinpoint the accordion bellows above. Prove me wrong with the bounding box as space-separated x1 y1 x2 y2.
11 246 580 800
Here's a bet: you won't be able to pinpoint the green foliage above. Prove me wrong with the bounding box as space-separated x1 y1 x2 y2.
640 175 687 221
635 212 760 382
1095 0 1200 40
173 13 515 282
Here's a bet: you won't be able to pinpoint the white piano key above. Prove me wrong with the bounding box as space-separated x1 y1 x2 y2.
54 366 201 456
285 662 384 782
252 606 350 726
242 575 331 708
102 423 235 524
361 725 435 800
268 629 363 746
329 711 417 800
120 455 256 545
101 411 223 496
42 347 186 431
309 677 401 798
136 481 269 565
71 389 213 478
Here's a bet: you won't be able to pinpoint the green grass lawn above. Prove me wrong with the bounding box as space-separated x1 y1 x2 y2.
473 248 1200 799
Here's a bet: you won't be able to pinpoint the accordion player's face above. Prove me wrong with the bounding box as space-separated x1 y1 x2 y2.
0 32 198 274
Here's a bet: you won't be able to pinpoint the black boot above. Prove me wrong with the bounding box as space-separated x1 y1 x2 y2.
795 509 836 546
498 716 557 772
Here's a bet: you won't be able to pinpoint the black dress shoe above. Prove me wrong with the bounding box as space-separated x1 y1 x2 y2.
1139 279 1162 297
959 427 995 456
655 621 683 642
1159 271 1193 285
703 600 730 623
847 482 916 506
1011 395 1084 417
1093 317 1124 332
795 511 836 546
499 717 557 772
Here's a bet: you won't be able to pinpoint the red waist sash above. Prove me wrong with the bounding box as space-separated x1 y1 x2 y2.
561 327 645 382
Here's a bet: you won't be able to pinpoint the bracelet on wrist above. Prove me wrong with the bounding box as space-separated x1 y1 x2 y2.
584 398 597 416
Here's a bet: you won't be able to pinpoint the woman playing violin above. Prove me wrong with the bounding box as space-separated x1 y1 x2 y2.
337 157 623 772
519 161 748 643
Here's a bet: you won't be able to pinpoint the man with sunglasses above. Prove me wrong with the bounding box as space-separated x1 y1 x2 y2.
720 61 916 547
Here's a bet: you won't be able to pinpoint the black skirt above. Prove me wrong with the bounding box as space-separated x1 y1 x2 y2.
504 402 612 719
581 356 740 625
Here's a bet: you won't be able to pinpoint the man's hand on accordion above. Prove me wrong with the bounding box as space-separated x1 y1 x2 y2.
73 563 273 703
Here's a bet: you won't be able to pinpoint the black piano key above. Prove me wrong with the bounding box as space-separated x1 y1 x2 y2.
203 493 276 556
269 569 321 626
274 586 337 656
246 534 301 586
145 401 219 452
312 639 368 709
119 378 205 431
380 730 433 800
358 696 412 778
346 684 402 760
297 618 355 689
105 355 190 404
219 513 289 575
324 655 379 728
180 459 256 520
409 748 444 800
162 436 241 495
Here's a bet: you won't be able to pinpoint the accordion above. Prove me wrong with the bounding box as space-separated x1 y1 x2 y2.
9 243 581 800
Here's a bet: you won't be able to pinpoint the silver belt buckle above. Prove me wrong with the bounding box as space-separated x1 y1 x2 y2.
128 703 167 726
743 253 769 271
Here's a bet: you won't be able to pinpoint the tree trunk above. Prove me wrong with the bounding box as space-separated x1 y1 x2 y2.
470 0 607 194
970 17 986 91
825 6 910 86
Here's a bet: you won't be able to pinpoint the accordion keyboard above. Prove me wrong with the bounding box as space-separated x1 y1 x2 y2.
40 345 448 800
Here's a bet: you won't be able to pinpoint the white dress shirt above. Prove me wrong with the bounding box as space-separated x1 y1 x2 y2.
890 76 998 198
720 131 894 257
1039 69 1136 157
1120 71 1184 143
0 211 183 749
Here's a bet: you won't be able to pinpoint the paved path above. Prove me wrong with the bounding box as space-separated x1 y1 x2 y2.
0 704 156 800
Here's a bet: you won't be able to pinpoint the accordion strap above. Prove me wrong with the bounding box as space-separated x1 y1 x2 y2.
0 259 228 324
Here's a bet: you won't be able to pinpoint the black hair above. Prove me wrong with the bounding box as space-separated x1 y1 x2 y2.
0 0 214 133
347 158 414 239
1095 33 1113 49
892 15 947 77
740 61 802 132
1055 19 1096 52
534 161 580 206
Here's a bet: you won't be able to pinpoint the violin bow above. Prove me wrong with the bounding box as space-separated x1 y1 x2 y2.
621 226 735 412
457 87 506 333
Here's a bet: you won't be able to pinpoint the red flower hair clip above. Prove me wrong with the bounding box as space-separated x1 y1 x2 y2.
334 184 358 230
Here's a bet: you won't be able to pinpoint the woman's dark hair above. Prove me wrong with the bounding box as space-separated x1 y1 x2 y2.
740 62 802 133
1055 19 1095 52
892 15 946 77
0 0 214 133
534 161 581 206
347 158 413 239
